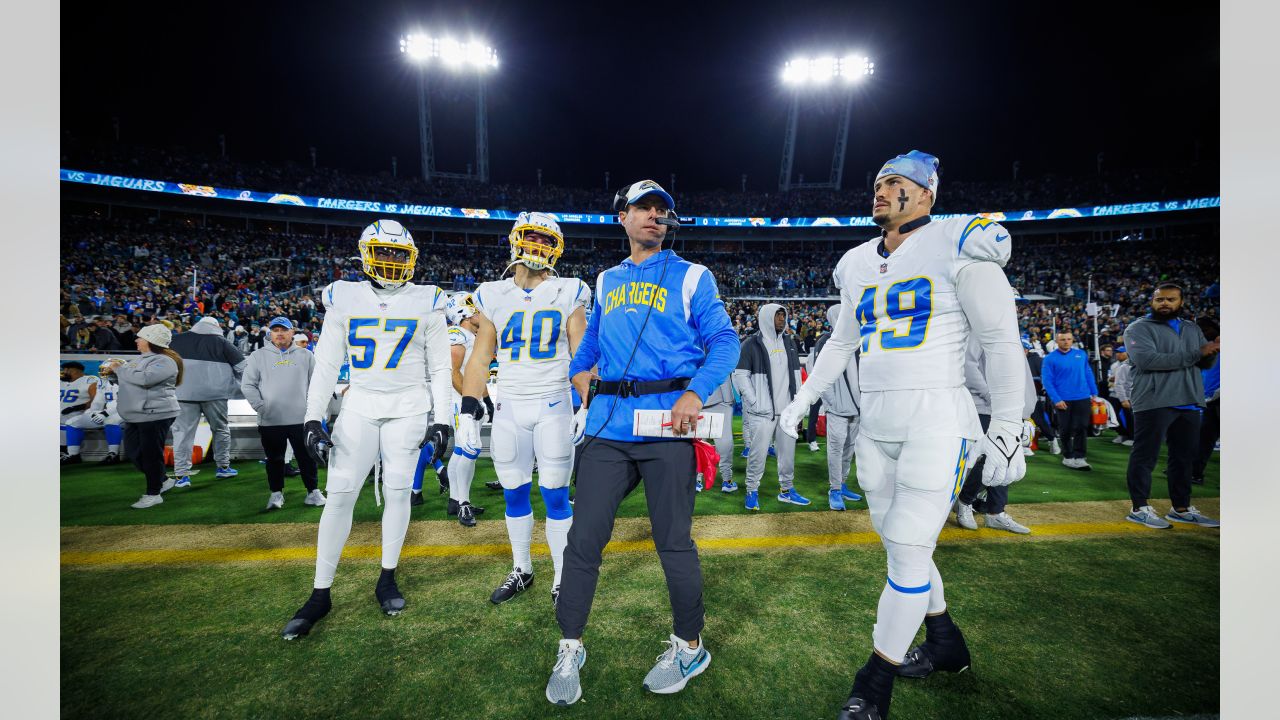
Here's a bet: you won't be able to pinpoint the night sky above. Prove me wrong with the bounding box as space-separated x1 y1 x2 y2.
61 0 1219 193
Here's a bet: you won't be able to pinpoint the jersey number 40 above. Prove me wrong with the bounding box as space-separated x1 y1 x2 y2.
855 277 934 352
500 310 562 362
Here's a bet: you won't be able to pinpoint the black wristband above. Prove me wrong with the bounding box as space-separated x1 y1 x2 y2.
460 396 484 419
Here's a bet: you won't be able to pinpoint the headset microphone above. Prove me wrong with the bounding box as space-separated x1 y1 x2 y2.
655 217 680 228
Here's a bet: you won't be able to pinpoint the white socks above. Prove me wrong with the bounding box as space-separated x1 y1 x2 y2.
381 487 411 570
546 517 572 586
506 513 535 574
450 455 475 505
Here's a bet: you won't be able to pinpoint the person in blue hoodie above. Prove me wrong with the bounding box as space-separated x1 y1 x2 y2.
1040 330 1101 470
536 179 739 705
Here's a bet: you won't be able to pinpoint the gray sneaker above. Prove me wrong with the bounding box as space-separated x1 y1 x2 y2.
266 491 284 511
545 639 586 706
642 634 711 695
1166 506 1220 528
985 512 1031 534
1127 505 1172 530
1049 439 1062 455
955 502 977 530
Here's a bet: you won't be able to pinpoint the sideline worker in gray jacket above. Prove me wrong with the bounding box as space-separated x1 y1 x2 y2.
1121 283 1221 530
102 324 183 509
168 316 246 485
732 303 806 509
701 377 738 493
242 316 325 511
811 304 863 511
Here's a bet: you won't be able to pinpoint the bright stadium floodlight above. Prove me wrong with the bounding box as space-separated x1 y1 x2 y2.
778 52 875 191
400 31 500 184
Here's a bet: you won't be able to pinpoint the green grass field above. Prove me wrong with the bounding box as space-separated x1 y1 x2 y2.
60 424 1221 719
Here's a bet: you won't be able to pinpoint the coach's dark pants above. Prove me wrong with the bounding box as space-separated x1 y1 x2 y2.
957 415 1009 514
557 438 703 642
1056 398 1092 459
1126 407 1202 511
258 424 318 492
124 417 175 496
1192 399 1219 480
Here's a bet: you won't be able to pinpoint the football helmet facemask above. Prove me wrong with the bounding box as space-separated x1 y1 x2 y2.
506 211 564 273
358 219 419 287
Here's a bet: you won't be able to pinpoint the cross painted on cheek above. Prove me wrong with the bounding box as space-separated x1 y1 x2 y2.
897 188 909 212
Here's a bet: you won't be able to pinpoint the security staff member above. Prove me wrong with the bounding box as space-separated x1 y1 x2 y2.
540 180 739 704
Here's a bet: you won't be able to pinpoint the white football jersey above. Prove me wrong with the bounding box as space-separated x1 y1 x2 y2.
90 378 118 413
306 280 452 422
834 215 1012 440
60 375 98 413
473 277 591 399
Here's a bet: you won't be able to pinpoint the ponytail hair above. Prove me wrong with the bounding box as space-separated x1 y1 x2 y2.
158 347 185 386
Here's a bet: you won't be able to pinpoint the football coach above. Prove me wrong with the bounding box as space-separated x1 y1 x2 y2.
543 180 740 705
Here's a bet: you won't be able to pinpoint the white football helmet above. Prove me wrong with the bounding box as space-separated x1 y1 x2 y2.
445 292 478 326
358 219 418 287
507 211 564 273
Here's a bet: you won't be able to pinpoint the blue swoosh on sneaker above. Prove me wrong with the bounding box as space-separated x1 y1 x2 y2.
679 650 707 676
548 401 562 408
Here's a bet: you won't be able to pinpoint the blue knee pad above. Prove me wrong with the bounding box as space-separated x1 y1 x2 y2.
540 486 572 520
62 425 84 447
104 425 124 445
504 483 533 518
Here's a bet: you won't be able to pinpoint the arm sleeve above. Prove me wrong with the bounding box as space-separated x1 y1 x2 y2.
423 314 453 422
687 270 740 402
1123 323 1202 372
795 290 860 406
305 305 348 423
240 352 264 412
956 261 1024 428
1040 354 1061 404
568 295 603 379
116 356 177 389
1023 361 1038 418
963 335 990 404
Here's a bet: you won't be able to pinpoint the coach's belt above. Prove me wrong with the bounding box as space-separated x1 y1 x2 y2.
596 378 691 399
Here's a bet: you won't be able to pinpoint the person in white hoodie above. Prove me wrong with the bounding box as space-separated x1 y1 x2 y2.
732 303 806 510
810 304 864 511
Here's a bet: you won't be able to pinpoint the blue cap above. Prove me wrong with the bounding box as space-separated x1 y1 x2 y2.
1115 345 1126 353
268 316 293 330
1021 338 1034 350
875 150 940 199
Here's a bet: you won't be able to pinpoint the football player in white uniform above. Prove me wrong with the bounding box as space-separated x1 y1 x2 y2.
456 212 590 607
280 219 455 640
437 291 491 526
59 361 98 465
779 151 1026 720
65 360 126 464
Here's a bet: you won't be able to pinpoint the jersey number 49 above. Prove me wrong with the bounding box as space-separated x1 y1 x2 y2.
855 278 934 352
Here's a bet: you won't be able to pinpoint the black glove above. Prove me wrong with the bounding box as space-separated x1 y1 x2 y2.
304 420 335 466
483 396 495 421
422 423 454 464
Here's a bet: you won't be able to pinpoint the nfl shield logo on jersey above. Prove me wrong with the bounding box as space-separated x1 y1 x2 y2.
379 303 388 310
879 263 888 274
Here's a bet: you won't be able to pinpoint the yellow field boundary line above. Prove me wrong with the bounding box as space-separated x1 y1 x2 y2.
61 519 1215 567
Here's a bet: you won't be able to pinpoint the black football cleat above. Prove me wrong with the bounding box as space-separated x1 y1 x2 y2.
410 491 425 507
281 588 332 640
62 453 83 466
437 466 449 495
897 612 972 679
837 696 883 720
284 463 301 477
485 480 502 491
375 569 406 616
447 498 459 516
458 502 479 527
98 452 120 465
490 569 534 605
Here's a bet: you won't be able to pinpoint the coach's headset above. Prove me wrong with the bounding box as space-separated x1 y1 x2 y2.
573 187 685 479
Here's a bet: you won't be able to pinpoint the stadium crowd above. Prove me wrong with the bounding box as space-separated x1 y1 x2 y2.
60 215 1219 356
65 136 1216 219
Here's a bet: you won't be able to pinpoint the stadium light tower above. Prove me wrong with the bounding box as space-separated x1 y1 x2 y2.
778 54 874 192
400 32 499 184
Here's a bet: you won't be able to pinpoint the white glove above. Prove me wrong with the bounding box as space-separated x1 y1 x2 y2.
454 415 482 458
978 419 1027 487
571 406 590 446
777 389 817 439
90 411 108 426
1021 419 1036 448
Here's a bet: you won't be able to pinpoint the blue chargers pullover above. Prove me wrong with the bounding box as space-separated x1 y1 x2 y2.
568 249 740 442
